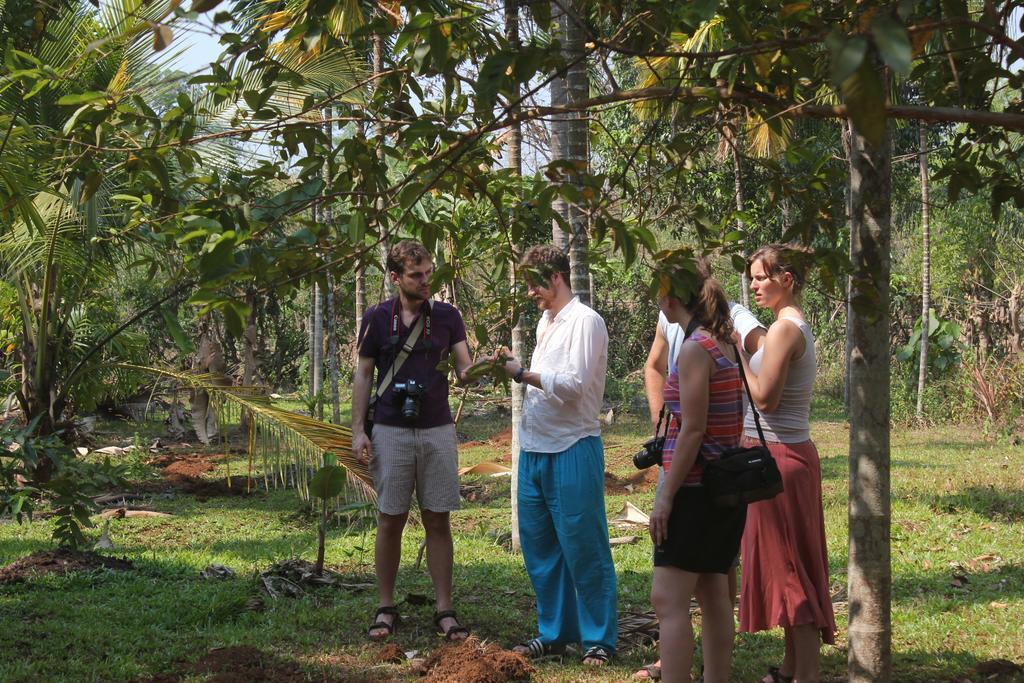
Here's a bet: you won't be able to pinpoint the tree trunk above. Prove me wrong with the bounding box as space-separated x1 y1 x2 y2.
549 0 590 305
192 315 229 444
842 119 854 412
506 0 524 553
847 119 892 683
240 289 263 434
324 108 340 424
916 124 930 421
732 142 750 308
311 280 323 418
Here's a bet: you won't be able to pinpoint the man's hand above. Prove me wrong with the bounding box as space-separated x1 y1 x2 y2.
502 356 522 379
352 432 373 465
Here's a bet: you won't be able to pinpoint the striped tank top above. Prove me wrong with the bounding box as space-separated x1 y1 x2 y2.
662 332 744 486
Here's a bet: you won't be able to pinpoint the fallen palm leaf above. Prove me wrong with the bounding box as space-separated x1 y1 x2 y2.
610 535 638 546
611 501 650 527
200 564 236 580
97 508 172 519
120 365 374 509
259 559 373 599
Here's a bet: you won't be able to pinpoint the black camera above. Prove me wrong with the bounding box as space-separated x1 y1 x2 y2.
633 436 665 470
393 379 424 422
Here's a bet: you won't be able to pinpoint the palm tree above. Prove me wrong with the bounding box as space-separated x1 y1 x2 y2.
549 0 591 304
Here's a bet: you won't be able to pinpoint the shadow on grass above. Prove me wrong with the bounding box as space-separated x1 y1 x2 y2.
818 644 1024 683
818 454 943 482
891 562 1024 613
919 487 1024 524
0 552 547 682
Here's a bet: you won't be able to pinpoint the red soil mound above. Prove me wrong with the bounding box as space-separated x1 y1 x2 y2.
604 467 660 495
420 636 532 683
0 549 132 584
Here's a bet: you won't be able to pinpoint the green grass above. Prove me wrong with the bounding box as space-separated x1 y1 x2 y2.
1 399 1022 682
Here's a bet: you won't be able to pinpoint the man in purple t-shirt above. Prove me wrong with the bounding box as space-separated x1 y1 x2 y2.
352 240 474 643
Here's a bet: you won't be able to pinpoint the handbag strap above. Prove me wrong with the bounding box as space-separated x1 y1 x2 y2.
731 342 768 447
375 300 432 401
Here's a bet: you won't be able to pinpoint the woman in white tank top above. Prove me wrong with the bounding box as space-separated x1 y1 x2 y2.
736 245 836 683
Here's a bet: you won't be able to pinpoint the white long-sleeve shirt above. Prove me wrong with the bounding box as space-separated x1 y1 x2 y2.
519 296 608 453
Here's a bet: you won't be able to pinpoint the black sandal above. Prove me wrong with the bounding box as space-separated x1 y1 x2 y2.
433 609 470 642
582 645 612 665
512 637 566 659
763 666 794 683
368 606 400 640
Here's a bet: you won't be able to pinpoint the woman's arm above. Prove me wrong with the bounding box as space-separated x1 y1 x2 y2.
649 341 711 546
739 319 805 413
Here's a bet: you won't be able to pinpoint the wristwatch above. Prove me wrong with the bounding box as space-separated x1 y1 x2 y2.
513 367 525 383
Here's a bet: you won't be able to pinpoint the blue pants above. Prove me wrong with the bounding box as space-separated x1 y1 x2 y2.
518 436 618 651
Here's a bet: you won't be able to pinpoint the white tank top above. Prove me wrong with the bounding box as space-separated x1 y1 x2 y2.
743 317 815 443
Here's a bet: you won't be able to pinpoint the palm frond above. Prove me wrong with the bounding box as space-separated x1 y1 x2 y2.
121 365 375 506
746 109 793 159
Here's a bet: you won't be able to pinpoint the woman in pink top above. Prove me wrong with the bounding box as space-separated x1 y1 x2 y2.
738 244 835 683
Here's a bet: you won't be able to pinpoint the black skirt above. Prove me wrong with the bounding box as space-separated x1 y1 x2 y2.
653 485 747 574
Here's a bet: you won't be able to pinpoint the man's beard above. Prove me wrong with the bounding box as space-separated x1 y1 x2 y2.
399 283 428 303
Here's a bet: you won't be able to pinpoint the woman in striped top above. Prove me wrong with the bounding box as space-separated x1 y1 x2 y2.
649 259 746 683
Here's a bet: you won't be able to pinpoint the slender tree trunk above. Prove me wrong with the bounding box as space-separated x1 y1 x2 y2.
506 0 524 553
842 119 854 412
732 142 750 308
847 118 892 683
311 280 323 418
549 0 590 305
240 290 263 434
192 315 229 444
324 108 340 424
916 123 930 422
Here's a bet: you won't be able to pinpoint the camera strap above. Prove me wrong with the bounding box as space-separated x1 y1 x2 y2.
374 299 433 403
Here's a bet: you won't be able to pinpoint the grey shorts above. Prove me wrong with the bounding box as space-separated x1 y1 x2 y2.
369 423 460 515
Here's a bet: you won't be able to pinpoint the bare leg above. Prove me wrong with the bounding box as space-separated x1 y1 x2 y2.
694 574 733 683
652 566 700 683
422 509 465 639
371 511 408 638
790 624 821 682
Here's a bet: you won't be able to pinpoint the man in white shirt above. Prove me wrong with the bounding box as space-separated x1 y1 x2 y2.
496 245 617 666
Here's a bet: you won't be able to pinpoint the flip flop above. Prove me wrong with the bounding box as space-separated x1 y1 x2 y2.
512 637 566 659
582 645 612 666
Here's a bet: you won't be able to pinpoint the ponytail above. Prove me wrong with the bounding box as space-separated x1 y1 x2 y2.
688 259 733 341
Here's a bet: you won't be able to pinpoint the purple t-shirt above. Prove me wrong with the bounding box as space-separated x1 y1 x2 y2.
358 297 467 429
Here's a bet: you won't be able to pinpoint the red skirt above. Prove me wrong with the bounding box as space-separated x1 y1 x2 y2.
738 438 836 644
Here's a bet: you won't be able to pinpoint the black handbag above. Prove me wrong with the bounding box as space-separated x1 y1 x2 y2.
700 343 784 507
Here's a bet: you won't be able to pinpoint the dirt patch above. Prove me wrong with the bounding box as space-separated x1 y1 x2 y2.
135 451 261 497
0 549 133 584
420 636 532 683
461 428 514 461
605 467 659 495
374 643 405 664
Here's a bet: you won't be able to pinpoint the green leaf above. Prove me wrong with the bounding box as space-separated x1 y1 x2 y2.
842 61 886 147
310 465 346 500
57 91 106 106
474 323 489 346
348 212 366 243
830 35 868 85
191 0 221 11
475 52 514 114
160 307 195 354
871 15 912 75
